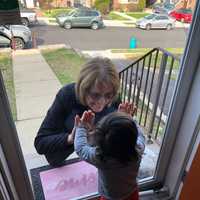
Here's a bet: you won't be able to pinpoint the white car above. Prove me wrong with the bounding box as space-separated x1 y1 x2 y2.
0 25 32 49
136 14 176 30
20 9 38 26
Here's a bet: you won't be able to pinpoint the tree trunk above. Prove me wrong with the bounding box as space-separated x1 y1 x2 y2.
109 0 113 11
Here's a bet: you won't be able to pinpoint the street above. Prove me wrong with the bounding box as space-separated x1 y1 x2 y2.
31 25 188 51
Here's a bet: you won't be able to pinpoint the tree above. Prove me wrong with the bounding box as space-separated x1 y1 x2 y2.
138 0 146 11
94 0 111 15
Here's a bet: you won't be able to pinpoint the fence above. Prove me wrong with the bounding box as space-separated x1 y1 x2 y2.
119 48 181 143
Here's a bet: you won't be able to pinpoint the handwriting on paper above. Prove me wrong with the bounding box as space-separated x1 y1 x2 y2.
40 161 98 200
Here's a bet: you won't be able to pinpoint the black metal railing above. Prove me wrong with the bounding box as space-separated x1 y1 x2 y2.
119 48 181 143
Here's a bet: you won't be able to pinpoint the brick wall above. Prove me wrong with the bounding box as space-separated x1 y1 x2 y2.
175 0 196 10
113 1 139 11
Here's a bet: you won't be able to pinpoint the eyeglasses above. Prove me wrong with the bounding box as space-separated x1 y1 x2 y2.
88 91 114 101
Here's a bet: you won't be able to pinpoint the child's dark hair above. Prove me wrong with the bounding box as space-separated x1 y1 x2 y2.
95 112 139 164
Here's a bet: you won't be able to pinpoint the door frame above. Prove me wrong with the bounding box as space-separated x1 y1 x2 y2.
0 72 34 200
0 1 200 198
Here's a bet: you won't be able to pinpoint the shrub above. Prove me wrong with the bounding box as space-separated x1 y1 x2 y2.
94 0 111 14
43 8 72 17
138 0 146 11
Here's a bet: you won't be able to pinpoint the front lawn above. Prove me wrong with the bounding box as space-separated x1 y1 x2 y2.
0 52 17 121
49 19 56 23
126 12 149 19
123 22 136 25
107 12 130 20
111 48 183 55
111 48 151 53
42 8 72 18
41 48 86 85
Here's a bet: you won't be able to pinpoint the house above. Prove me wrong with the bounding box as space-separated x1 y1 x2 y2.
173 0 196 10
21 0 92 8
84 0 94 8
49 0 75 7
113 0 146 12
19 0 39 8
45 0 94 9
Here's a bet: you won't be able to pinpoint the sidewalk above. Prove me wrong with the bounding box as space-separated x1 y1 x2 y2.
37 17 135 27
13 49 61 170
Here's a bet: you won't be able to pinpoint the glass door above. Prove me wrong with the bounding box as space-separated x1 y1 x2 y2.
0 0 199 199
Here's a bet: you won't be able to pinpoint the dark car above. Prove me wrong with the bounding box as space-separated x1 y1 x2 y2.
56 8 104 30
170 8 193 23
153 3 175 14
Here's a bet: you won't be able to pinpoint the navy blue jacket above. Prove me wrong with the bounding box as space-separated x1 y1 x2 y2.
34 83 119 164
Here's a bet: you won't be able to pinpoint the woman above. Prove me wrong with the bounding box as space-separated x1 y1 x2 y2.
34 57 121 166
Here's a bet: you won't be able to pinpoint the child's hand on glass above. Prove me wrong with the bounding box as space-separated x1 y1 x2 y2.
118 102 137 117
75 110 95 131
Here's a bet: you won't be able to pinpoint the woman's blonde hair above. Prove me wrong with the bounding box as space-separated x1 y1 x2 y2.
76 57 119 106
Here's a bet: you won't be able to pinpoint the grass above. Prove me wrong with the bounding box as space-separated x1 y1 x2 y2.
126 12 149 19
107 12 130 20
111 48 183 54
111 48 151 54
0 52 17 121
49 19 56 23
123 22 136 25
42 8 72 18
41 48 86 85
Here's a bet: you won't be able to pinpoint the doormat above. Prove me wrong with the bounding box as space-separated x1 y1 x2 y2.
30 158 98 200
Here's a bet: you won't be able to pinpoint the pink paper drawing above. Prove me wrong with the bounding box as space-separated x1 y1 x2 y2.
40 161 98 200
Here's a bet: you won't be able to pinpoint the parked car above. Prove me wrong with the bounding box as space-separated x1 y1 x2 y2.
18 0 37 26
153 3 175 14
56 8 104 30
20 9 38 26
0 25 32 49
169 8 193 23
136 14 176 30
